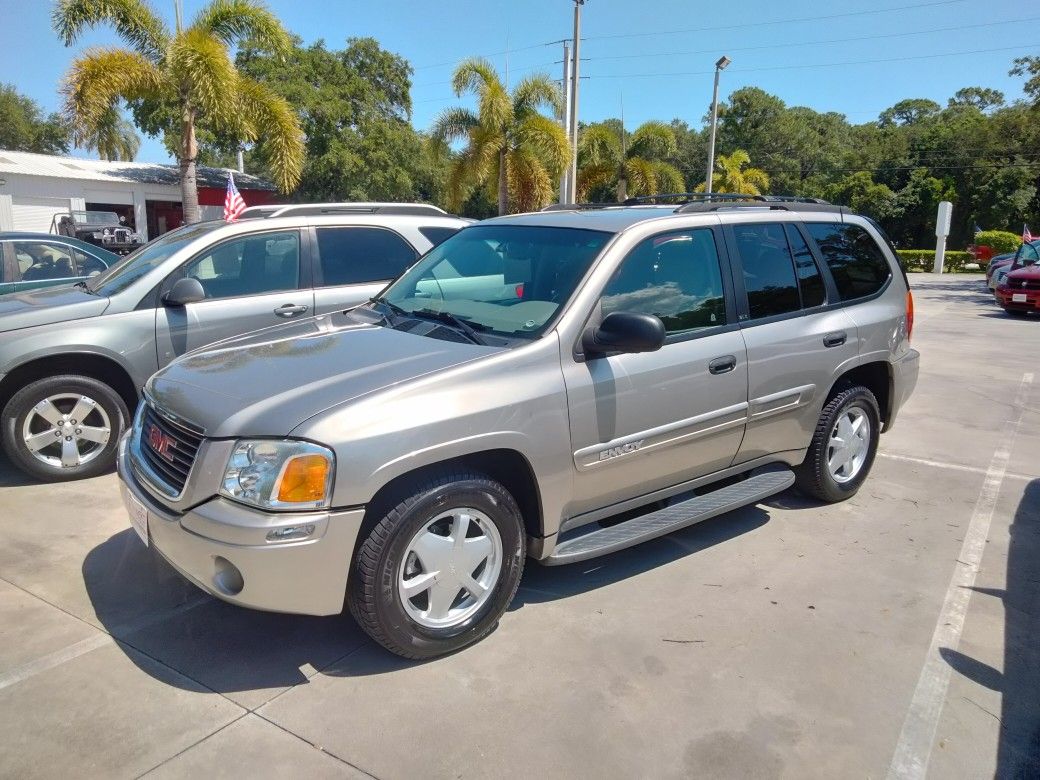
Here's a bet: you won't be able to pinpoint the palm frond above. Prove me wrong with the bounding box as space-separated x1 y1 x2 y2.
575 162 615 201
512 74 563 119
650 160 685 194
430 107 479 144
515 113 570 177
507 147 554 213
452 58 511 131
237 77 304 192
190 0 291 56
623 157 657 197
61 47 166 132
52 0 169 62
627 120 677 161
578 125 622 168
168 28 238 119
82 106 140 160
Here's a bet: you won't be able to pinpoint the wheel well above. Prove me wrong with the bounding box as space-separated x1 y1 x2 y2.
828 361 891 424
360 449 544 542
0 354 139 415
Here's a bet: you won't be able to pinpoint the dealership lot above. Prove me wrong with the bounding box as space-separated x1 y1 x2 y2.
0 274 1037 778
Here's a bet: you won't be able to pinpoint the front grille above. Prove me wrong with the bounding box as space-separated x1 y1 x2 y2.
1018 278 1040 291
139 405 203 494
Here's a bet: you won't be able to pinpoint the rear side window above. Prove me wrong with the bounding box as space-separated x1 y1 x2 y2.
805 223 892 301
785 225 825 308
602 229 727 334
418 225 461 248
732 223 800 319
317 227 417 286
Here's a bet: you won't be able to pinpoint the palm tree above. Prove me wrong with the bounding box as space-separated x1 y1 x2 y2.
577 120 685 202
81 107 140 161
53 0 304 223
697 149 770 195
431 58 568 215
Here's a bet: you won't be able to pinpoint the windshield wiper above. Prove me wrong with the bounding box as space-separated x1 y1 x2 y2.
410 308 487 345
368 296 409 319
74 280 96 294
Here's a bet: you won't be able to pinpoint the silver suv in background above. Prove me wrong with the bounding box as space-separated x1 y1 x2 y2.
118 194 919 659
0 203 467 481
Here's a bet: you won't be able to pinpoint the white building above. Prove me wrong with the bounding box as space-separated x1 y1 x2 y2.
0 149 276 240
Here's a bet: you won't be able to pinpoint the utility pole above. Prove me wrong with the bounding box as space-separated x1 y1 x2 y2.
559 40 571 203
173 0 183 32
567 0 584 203
705 55 730 198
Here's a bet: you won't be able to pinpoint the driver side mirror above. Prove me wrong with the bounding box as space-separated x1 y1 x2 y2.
163 277 206 306
582 311 666 357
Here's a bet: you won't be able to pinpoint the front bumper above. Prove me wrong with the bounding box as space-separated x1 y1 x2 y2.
995 287 1040 312
116 433 365 616
886 348 920 432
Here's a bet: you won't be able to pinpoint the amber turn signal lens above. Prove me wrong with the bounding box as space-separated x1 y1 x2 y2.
276 454 329 503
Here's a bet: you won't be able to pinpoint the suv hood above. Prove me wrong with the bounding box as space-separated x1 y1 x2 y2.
0 285 109 331
146 312 503 437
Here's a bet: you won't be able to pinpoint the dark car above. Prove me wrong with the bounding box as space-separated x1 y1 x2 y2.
0 233 118 296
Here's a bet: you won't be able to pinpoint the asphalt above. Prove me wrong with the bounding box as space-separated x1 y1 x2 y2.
0 274 1037 779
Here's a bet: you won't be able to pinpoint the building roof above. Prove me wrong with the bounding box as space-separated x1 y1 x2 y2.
0 149 275 191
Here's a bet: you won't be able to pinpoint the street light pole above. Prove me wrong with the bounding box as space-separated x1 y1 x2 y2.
705 55 730 198
559 40 571 203
567 0 584 203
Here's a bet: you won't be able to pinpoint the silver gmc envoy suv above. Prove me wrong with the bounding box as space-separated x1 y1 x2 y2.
117 195 919 659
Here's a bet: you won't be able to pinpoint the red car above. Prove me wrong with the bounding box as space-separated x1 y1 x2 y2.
995 240 1040 316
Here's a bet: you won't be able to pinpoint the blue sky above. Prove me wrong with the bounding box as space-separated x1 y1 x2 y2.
1 0 1036 165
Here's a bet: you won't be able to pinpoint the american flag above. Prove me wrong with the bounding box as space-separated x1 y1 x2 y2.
1024 223 1034 243
224 172 246 222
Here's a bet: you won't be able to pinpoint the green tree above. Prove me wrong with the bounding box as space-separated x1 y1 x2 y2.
696 149 770 195
80 107 140 161
576 120 685 202
53 0 304 223
0 83 69 154
825 172 896 221
228 37 434 203
948 87 1005 112
1010 56 1040 104
431 58 568 215
878 99 942 126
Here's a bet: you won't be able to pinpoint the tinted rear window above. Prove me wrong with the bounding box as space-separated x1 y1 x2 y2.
419 226 461 248
805 223 892 301
732 223 800 319
316 227 417 286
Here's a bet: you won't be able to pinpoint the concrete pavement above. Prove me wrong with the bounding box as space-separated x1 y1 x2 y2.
0 273 1037 778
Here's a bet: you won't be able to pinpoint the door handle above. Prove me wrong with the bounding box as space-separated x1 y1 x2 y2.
823 331 847 348
709 355 737 375
274 303 309 317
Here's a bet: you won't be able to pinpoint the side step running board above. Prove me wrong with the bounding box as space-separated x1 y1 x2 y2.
544 466 795 566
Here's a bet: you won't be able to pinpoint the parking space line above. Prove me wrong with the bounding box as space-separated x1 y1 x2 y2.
878 452 1033 483
886 372 1033 780
0 593 210 693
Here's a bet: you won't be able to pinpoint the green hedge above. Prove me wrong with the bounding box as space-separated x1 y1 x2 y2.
974 230 1022 255
896 249 975 273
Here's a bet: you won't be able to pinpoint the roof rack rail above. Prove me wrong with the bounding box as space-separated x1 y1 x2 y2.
623 192 767 205
541 202 629 211
237 205 283 219
266 202 449 218
673 194 843 214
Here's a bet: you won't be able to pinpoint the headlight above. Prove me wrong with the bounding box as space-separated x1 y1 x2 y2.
220 440 334 510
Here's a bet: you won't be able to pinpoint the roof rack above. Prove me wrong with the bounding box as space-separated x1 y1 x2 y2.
541 202 630 211
265 202 450 218
623 192 766 205
237 205 283 219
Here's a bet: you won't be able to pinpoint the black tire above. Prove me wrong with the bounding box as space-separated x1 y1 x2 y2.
348 470 525 659
1 375 130 482
795 385 880 503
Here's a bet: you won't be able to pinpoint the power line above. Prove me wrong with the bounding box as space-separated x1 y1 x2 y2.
582 0 966 42
412 41 552 71
583 16 1040 63
587 44 1040 80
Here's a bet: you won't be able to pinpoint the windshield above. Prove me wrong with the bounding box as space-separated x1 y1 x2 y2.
1015 239 1040 267
87 222 225 296
379 224 612 339
72 211 120 225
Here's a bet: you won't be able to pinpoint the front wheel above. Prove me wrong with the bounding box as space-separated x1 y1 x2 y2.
348 471 525 659
795 386 881 503
1 375 129 482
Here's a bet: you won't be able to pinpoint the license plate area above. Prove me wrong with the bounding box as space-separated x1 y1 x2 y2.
127 491 149 546
1012 293 1028 303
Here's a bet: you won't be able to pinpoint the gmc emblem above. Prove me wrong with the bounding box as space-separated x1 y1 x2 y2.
147 423 177 462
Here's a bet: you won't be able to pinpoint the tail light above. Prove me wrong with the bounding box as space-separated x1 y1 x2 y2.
906 290 914 342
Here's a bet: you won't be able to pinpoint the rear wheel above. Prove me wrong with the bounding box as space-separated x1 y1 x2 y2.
1 375 129 482
795 386 880 503
348 470 525 659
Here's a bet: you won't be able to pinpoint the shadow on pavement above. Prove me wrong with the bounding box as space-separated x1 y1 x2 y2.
83 502 772 692
939 478 1040 777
